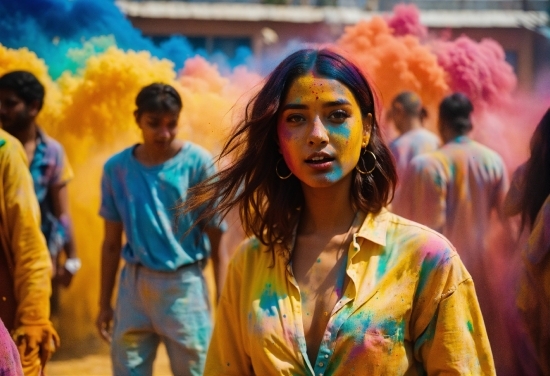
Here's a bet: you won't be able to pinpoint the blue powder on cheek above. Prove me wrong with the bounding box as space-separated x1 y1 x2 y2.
329 123 352 140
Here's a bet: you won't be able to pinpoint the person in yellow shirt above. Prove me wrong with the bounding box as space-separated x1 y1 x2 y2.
0 128 59 375
0 71 79 305
182 48 495 375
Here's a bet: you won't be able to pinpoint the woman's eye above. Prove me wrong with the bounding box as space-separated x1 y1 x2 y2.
329 110 350 122
286 114 305 123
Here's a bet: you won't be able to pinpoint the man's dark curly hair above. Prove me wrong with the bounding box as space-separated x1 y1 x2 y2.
0 70 45 110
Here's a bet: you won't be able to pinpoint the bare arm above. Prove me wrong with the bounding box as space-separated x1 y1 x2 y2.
50 183 76 258
50 183 79 286
96 219 123 342
205 226 228 301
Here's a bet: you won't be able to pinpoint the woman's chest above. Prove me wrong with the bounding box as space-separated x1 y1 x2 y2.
243 266 418 374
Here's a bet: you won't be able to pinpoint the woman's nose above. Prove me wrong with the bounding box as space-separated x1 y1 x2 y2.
308 116 329 145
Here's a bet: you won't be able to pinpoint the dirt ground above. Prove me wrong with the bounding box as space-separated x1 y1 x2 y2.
47 344 171 375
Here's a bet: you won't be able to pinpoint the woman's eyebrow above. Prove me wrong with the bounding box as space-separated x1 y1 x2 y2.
323 99 352 107
281 99 351 111
281 103 308 111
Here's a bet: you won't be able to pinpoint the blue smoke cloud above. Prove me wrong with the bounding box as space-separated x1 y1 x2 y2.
0 0 253 78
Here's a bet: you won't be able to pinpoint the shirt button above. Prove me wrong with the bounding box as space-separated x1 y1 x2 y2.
324 354 329 358
319 362 324 367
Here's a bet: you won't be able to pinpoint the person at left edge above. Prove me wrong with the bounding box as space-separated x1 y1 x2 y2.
96 83 227 376
0 71 80 296
0 126 59 375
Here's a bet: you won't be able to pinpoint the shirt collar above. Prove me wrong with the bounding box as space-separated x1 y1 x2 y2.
34 127 48 163
354 208 390 247
449 135 471 144
281 207 390 266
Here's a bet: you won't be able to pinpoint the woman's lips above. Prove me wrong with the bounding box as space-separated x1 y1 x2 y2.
305 155 335 169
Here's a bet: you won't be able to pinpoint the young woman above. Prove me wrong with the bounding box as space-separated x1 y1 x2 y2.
505 108 550 374
185 48 495 375
96 83 227 375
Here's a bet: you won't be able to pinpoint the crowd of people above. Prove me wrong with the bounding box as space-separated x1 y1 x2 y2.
0 47 548 375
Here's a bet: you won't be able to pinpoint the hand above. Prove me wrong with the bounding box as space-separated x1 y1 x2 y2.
12 323 60 367
96 307 114 343
53 265 74 287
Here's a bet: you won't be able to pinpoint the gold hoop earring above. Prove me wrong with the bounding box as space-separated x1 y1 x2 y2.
355 149 376 175
276 158 293 179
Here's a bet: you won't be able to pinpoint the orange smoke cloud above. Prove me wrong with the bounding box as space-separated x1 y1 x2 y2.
337 16 449 131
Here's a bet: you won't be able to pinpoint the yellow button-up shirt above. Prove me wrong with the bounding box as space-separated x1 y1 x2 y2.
206 210 495 375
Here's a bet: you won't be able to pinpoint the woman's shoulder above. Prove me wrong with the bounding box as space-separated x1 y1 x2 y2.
229 236 277 271
385 212 459 264
231 236 265 260
383 212 472 300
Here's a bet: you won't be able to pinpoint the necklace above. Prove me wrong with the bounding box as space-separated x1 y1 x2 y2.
322 211 358 317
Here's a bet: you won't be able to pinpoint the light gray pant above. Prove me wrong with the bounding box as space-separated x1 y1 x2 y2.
111 262 212 376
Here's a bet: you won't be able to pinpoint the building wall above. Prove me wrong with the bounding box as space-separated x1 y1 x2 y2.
127 13 543 89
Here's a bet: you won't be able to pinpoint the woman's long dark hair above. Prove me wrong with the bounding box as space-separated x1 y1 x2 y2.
182 48 397 259
519 108 550 230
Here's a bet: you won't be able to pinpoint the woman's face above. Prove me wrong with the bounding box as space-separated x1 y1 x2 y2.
276 72 371 189
135 110 180 150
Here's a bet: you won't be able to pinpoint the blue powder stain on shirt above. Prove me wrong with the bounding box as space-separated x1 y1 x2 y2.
340 310 374 341
379 318 405 342
414 310 439 351
416 253 440 298
375 252 390 280
258 283 282 317
467 320 474 333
